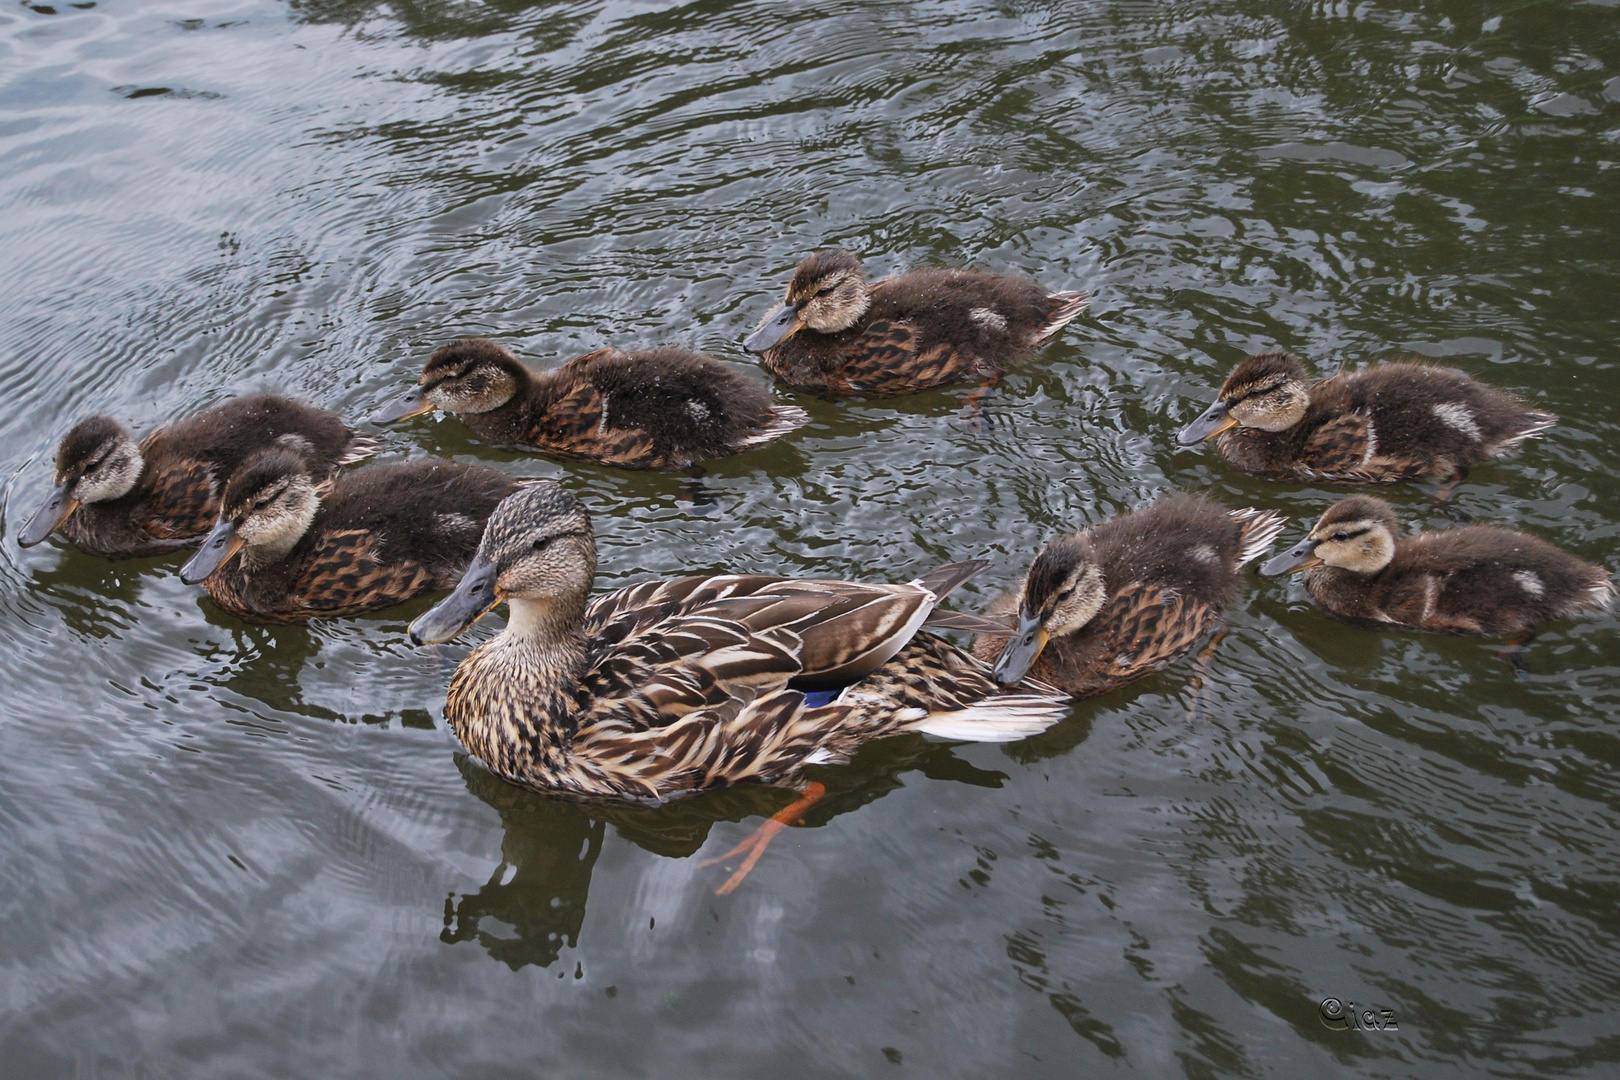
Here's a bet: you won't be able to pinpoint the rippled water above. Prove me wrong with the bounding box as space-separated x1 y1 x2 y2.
2 0 1617 1075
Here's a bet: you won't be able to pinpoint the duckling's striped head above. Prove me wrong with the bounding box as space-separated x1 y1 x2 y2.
19 416 145 546
371 338 524 424
1177 350 1310 444
411 480 595 645
992 534 1108 685
1262 495 1399 577
745 248 871 352
181 448 319 582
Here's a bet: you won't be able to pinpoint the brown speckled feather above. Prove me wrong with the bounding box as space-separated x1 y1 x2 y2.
451 625 1066 801
204 529 441 623
581 573 944 690
976 585 1219 698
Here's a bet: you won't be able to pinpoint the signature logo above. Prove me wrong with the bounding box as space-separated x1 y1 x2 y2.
1320 997 1399 1031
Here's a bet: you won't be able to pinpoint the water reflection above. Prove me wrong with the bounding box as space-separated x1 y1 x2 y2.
445 734 1013 969
443 755 606 970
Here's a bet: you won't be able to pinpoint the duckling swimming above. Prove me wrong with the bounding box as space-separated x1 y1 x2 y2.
178 450 516 623
974 496 1286 697
1176 351 1556 489
370 338 807 471
1260 495 1613 644
408 481 1069 823
744 248 1089 397
18 395 379 559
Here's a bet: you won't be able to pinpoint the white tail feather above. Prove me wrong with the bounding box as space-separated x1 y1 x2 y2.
909 693 1069 742
736 405 810 447
1033 290 1091 343
1228 507 1289 567
1500 411 1558 448
1584 575 1616 611
338 434 384 465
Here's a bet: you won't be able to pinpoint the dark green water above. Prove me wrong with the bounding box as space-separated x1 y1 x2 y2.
2 1 1617 1076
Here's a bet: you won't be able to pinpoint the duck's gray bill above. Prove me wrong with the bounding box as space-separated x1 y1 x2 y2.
369 386 434 425
1175 400 1235 445
1260 537 1321 576
180 518 243 584
991 611 1049 686
17 484 75 547
743 303 799 354
410 554 500 645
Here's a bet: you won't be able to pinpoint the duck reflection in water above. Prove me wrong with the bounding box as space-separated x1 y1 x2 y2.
442 736 1013 970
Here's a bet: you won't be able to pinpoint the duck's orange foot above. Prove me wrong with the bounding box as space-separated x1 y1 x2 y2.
701 782 826 895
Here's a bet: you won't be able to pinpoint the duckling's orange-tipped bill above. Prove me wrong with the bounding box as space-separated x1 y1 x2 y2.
1176 400 1238 445
1260 538 1324 576
18 484 78 547
410 554 503 645
180 518 244 583
369 386 437 425
744 302 801 354
991 612 1050 686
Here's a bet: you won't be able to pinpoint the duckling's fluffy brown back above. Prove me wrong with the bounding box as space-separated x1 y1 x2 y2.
559 347 786 462
1218 361 1556 482
207 459 516 622
1086 495 1255 604
1305 524 1613 636
973 496 1275 696
155 394 379 476
762 265 1087 395
442 342 803 469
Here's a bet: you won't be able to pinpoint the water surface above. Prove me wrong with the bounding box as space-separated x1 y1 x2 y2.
1 1 1617 1076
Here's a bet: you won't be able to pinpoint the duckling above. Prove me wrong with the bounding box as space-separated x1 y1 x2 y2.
407 481 1070 887
369 338 808 471
743 248 1090 397
1176 351 1557 490
178 449 517 623
974 496 1287 697
1260 495 1613 645
17 395 379 559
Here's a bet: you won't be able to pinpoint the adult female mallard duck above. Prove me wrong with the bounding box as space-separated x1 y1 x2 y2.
408 481 1070 892
17 395 379 559
974 496 1287 697
1175 351 1557 490
369 338 808 471
178 450 516 623
1260 495 1614 650
743 248 1090 397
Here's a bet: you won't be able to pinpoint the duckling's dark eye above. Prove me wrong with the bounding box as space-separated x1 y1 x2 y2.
254 496 273 511
1331 531 1348 542
1056 588 1075 603
815 285 836 298
533 537 554 553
